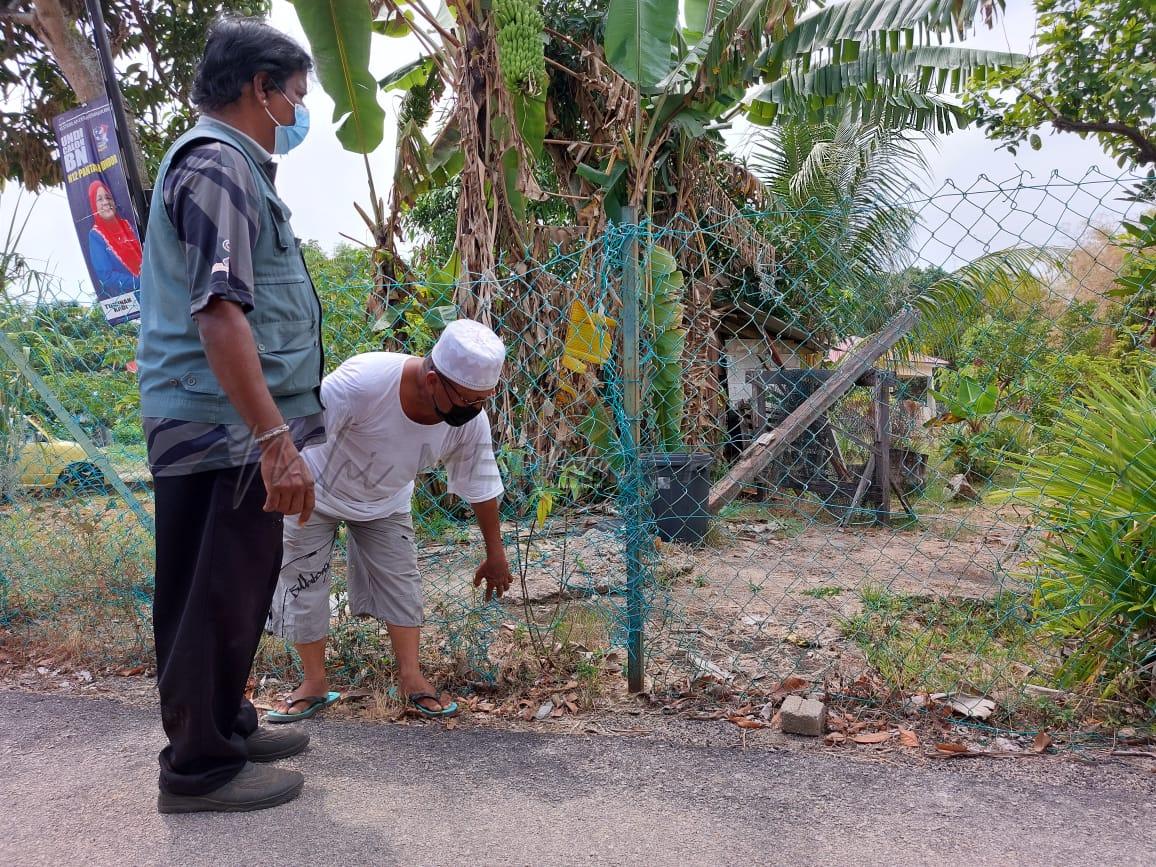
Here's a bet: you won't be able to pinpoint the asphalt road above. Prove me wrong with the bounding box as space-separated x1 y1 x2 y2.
0 690 1153 866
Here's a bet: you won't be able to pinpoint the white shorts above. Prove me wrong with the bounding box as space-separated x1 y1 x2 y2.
268 508 423 644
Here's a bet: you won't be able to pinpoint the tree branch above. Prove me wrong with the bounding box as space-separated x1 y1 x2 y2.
1050 117 1156 167
1021 87 1156 167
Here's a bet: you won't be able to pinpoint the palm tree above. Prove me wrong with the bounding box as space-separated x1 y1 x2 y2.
744 113 928 338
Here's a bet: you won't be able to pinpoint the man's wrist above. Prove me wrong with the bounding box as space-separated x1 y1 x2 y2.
256 425 292 450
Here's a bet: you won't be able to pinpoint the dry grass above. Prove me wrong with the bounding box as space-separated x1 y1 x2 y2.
0 496 153 668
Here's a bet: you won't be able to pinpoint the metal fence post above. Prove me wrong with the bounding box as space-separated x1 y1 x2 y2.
621 207 645 692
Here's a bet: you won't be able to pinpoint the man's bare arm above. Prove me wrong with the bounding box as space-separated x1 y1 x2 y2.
195 296 315 521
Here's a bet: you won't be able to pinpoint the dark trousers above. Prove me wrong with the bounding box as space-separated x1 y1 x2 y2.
152 464 284 795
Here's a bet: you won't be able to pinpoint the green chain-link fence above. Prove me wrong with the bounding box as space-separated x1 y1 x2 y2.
2 169 1153 741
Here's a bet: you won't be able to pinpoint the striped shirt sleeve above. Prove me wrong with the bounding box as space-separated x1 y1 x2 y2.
162 141 261 315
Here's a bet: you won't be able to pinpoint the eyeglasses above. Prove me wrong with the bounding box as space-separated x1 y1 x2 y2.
432 366 491 408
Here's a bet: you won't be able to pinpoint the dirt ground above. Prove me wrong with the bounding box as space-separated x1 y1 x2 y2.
406 499 1035 690
6 496 1150 760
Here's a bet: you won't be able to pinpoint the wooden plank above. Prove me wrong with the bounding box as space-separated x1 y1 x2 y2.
873 377 891 523
757 367 883 389
841 454 876 525
890 478 919 521
707 308 918 513
821 421 851 480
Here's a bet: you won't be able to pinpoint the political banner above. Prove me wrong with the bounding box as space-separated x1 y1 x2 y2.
52 96 143 325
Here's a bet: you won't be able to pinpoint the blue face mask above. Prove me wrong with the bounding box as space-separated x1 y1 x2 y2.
265 87 309 155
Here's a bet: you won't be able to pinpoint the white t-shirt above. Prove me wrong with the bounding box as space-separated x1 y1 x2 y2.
302 352 504 521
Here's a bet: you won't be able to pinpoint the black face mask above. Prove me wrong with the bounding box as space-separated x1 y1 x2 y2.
436 402 483 427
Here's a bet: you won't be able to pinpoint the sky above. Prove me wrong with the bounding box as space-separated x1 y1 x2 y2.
0 0 1141 301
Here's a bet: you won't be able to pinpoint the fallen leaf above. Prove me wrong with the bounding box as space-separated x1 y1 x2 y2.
686 710 726 721
783 632 816 648
445 719 458 730
898 729 920 749
1031 732 1052 754
564 700 579 714
729 716 767 729
771 675 809 698
824 732 847 746
935 742 970 754
853 731 893 745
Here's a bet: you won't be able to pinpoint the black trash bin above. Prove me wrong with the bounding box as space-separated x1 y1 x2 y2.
640 452 713 545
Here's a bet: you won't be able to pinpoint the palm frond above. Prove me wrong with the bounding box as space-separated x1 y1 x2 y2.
907 248 1064 354
761 0 1005 73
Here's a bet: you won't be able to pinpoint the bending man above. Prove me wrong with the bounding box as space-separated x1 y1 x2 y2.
268 319 513 720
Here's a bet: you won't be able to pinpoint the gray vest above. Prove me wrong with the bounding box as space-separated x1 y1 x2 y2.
137 119 323 424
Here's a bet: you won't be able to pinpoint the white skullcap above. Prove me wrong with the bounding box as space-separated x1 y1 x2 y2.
430 319 506 390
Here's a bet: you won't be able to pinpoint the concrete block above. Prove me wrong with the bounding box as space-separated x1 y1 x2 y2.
780 695 827 736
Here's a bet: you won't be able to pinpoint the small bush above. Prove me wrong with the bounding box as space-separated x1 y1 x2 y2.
1006 371 1156 706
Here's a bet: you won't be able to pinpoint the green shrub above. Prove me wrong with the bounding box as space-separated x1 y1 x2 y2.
1007 370 1156 705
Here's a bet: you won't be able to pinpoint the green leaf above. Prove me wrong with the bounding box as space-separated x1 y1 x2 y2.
604 0 679 90
647 244 678 277
501 148 526 222
291 0 386 154
512 91 547 160
654 329 687 364
667 110 710 139
371 9 415 37
379 57 434 93
575 160 628 192
685 0 711 37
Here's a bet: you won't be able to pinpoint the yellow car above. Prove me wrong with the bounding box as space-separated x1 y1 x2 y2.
13 417 103 490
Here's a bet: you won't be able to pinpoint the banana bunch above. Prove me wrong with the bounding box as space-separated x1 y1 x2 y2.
494 0 547 94
400 72 444 129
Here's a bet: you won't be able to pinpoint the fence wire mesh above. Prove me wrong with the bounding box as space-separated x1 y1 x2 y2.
1 170 1153 744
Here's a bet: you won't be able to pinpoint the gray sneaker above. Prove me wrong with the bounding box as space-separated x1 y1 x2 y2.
157 762 304 814
247 726 310 762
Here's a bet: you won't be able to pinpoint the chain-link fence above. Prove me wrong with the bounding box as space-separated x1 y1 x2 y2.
2 170 1153 742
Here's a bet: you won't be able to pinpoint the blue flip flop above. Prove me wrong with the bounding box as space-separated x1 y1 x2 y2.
265 690 340 724
388 686 459 718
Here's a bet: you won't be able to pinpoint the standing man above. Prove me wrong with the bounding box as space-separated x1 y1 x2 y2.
137 18 323 814
266 320 513 722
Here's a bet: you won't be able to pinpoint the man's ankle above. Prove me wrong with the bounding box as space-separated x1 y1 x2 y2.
397 669 424 686
296 679 329 696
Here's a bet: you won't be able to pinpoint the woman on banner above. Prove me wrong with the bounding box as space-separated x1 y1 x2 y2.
87 179 142 294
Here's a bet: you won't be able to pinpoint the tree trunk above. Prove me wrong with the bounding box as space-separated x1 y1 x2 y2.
449 1 498 323
30 0 104 103
29 0 149 183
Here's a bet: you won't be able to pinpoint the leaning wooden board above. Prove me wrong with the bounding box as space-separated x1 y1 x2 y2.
707 307 919 514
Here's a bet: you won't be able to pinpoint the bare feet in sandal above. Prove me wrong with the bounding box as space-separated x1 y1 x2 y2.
399 671 456 716
274 679 330 716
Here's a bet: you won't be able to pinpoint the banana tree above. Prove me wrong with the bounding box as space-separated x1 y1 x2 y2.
596 0 1023 211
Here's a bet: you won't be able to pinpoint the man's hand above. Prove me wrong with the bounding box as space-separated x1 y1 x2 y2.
474 553 513 602
259 433 315 523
